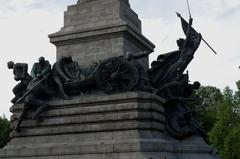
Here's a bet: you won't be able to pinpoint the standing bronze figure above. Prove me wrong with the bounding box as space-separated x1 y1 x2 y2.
148 13 204 139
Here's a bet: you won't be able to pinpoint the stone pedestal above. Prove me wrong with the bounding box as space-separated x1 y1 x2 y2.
0 1 220 158
0 92 218 159
49 0 155 68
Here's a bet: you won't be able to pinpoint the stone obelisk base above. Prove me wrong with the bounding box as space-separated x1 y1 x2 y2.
0 92 218 159
49 0 155 69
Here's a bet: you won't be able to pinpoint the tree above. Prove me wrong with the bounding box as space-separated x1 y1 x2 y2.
233 81 240 114
190 86 223 136
0 115 11 148
208 86 240 159
208 100 233 157
222 125 240 159
190 83 240 159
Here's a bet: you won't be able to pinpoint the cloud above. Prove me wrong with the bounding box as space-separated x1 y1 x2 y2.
25 0 77 11
0 16 7 20
0 0 77 17
217 4 240 20
130 0 188 19
0 0 17 15
130 0 240 22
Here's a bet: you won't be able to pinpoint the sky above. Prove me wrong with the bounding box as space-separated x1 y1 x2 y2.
0 0 239 118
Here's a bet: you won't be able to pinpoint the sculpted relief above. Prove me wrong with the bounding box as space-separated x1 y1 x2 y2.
8 13 209 140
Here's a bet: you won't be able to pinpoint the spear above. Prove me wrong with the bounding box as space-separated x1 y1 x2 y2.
15 73 50 104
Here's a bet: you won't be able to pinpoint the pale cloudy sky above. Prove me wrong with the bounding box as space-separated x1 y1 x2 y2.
0 0 239 118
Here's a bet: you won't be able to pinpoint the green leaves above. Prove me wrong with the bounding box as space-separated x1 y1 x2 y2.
190 86 223 136
192 81 240 159
0 115 11 148
223 126 240 159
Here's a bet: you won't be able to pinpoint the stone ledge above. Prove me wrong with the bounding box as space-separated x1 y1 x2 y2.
8 130 164 146
0 139 214 158
49 25 155 51
11 102 165 116
0 153 218 159
11 92 165 112
11 111 165 128
59 92 161 104
11 121 165 137
11 120 165 137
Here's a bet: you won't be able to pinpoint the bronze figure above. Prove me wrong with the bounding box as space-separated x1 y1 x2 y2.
15 57 52 132
7 61 32 104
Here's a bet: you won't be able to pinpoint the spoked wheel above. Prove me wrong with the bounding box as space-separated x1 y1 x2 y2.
96 57 139 94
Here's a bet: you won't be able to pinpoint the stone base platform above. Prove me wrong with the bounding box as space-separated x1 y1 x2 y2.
0 92 219 159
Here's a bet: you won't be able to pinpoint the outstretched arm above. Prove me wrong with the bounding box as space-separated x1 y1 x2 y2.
176 12 193 47
126 51 149 60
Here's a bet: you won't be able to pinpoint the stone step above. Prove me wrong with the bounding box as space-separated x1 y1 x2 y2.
0 139 214 158
0 153 217 159
11 111 165 128
0 92 218 159
11 121 165 137
8 130 164 146
6 138 168 150
11 102 165 122
10 92 165 112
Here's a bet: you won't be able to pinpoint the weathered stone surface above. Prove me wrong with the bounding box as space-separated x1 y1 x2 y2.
49 0 155 69
0 92 218 159
66 0 140 33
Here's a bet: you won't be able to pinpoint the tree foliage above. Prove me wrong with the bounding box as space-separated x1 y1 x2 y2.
192 81 240 159
0 115 11 148
190 86 223 136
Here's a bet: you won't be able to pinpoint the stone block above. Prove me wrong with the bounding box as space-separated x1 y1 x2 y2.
49 0 155 68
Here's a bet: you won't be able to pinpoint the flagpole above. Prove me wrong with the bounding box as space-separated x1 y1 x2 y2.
185 0 218 55
186 0 192 18
201 37 218 54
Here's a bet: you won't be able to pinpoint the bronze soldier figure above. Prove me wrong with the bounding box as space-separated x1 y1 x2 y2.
148 14 204 139
52 56 85 99
7 61 32 104
63 56 85 82
149 14 202 89
15 57 52 132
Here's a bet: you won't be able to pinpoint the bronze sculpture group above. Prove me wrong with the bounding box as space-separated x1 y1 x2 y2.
8 13 206 139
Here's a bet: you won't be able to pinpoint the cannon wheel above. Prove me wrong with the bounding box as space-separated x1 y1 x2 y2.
96 57 139 94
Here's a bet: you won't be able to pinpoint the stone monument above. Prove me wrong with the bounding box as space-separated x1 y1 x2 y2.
49 0 154 69
0 0 220 159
